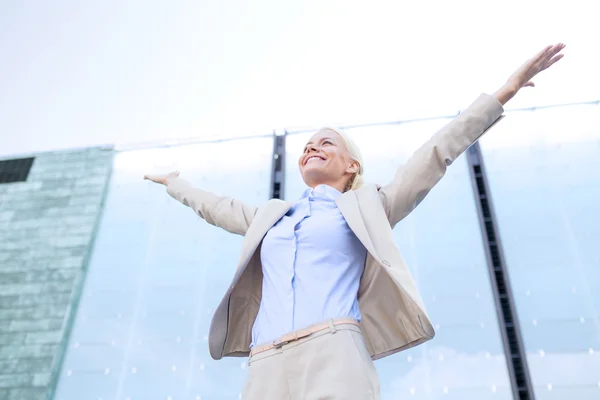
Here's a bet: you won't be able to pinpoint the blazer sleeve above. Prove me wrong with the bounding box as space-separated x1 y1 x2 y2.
379 93 504 227
166 177 258 236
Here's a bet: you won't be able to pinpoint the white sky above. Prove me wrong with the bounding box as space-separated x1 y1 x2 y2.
1 0 598 157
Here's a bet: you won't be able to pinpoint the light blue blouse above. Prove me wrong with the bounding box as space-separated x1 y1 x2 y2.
251 184 367 346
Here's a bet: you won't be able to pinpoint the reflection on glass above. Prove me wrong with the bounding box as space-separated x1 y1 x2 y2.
54 137 272 400
480 103 600 400
53 102 600 399
286 121 512 400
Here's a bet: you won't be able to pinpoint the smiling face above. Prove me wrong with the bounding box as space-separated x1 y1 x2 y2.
298 128 360 192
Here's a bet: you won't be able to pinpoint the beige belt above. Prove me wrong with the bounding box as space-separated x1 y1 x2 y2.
250 318 360 357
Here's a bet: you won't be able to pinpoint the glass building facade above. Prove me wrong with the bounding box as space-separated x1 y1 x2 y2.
54 103 599 399
54 137 273 400
480 103 600 400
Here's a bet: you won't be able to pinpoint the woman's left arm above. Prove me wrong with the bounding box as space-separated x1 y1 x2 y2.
380 43 566 227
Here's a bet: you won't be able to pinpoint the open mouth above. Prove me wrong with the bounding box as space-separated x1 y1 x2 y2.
305 155 325 165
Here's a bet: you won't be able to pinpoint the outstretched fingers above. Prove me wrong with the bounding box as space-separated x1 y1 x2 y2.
544 53 565 70
541 43 565 63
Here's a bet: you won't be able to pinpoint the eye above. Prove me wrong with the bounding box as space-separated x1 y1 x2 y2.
322 140 333 145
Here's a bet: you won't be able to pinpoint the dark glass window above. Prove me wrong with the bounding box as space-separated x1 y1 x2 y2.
0 157 34 183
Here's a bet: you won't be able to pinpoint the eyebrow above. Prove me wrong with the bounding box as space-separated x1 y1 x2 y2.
305 137 335 146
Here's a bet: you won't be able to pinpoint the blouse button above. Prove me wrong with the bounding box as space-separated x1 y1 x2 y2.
381 260 391 267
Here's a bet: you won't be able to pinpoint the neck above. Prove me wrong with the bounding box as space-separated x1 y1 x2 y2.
310 180 346 193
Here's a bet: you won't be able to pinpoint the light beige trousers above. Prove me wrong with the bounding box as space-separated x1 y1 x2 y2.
242 323 380 400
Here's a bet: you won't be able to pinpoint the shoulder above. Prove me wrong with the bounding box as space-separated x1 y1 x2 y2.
351 183 385 204
256 198 293 214
353 182 382 193
353 182 393 212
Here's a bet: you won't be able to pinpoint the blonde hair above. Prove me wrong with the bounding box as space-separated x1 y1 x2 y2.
320 127 364 192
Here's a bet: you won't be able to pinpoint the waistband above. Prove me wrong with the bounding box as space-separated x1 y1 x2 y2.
250 317 360 358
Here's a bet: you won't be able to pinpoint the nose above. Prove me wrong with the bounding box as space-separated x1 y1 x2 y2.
306 143 318 153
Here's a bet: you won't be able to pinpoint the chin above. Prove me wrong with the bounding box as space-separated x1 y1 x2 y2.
301 167 329 186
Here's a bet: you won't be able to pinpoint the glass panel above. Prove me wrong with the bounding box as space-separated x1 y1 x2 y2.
480 103 600 400
54 136 272 400
285 121 512 400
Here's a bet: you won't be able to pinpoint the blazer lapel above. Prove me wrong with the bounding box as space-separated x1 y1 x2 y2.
336 190 380 262
233 200 294 278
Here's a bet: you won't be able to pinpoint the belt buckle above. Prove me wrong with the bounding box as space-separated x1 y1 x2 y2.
273 338 289 348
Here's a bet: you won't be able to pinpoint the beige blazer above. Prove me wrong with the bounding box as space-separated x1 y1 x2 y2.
167 93 504 361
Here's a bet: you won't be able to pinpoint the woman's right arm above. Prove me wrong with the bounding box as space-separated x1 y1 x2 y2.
144 171 258 236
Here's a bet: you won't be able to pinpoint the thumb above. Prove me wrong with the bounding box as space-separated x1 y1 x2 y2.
524 81 535 87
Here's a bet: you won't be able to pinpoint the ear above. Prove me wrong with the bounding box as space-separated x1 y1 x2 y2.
346 160 360 174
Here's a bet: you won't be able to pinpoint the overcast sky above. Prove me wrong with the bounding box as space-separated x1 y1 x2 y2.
1 0 598 157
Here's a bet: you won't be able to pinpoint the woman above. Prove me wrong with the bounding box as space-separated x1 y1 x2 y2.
145 44 565 399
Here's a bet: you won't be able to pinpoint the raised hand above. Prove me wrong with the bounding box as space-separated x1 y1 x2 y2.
509 43 566 89
143 171 180 186
494 43 566 105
